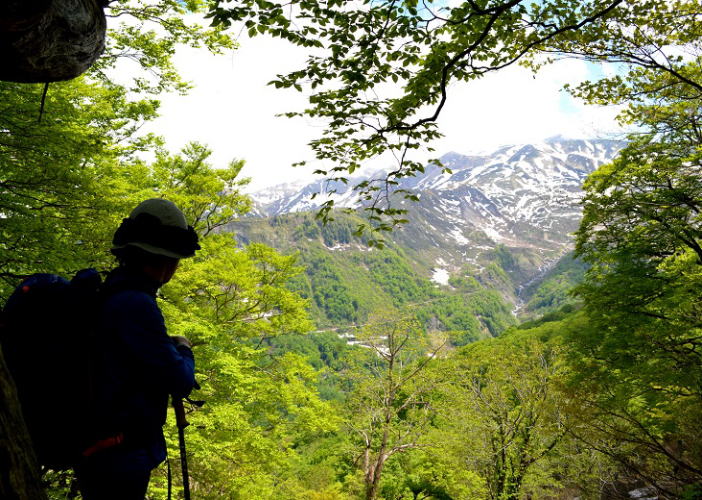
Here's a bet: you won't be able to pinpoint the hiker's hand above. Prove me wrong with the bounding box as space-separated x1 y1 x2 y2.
171 335 192 349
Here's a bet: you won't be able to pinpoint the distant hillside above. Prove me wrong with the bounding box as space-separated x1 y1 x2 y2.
228 212 516 341
227 138 621 335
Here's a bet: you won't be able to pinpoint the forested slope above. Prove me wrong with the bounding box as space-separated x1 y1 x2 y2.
228 212 518 340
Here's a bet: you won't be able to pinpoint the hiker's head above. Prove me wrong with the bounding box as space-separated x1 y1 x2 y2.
111 199 200 284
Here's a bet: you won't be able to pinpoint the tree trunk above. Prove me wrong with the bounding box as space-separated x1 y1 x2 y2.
366 454 386 500
0 345 47 500
0 0 107 83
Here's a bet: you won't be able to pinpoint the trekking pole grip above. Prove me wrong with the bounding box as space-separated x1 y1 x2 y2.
172 396 189 429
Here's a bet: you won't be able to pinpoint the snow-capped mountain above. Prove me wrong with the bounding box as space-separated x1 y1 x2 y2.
251 138 623 257
249 178 360 217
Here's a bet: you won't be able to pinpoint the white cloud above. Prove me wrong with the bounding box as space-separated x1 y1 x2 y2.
142 36 319 191
432 59 624 156
145 37 624 191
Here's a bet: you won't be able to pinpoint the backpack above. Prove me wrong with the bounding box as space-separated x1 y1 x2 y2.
0 269 103 469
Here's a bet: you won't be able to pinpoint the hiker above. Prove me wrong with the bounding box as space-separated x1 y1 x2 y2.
74 198 200 500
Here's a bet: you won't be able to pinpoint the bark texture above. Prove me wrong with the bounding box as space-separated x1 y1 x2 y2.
0 0 107 83
0 345 47 499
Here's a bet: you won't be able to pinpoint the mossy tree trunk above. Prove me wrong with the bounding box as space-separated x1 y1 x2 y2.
0 346 47 500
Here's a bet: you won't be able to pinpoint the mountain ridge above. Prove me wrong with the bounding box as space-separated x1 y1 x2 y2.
232 138 624 326
249 138 623 259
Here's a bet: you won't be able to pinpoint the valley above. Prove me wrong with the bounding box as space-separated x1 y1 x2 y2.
227 137 622 335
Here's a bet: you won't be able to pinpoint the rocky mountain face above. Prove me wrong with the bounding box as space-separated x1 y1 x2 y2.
250 138 624 280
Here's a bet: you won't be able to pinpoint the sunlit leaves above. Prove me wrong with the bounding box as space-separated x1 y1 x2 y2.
0 78 161 295
96 0 234 95
144 149 340 496
430 332 570 499
570 46 702 488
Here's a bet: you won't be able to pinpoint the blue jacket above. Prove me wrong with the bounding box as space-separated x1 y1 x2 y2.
94 266 195 469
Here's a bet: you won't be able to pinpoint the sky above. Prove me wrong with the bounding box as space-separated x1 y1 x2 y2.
143 34 625 192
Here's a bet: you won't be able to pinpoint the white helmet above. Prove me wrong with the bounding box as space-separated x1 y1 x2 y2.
111 199 200 259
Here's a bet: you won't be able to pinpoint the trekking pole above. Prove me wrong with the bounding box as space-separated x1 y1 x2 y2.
172 396 191 500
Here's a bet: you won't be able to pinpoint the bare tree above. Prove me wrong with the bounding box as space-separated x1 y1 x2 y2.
346 312 445 500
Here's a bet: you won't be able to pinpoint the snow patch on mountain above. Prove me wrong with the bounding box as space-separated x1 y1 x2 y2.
450 228 470 245
250 138 625 256
431 268 450 286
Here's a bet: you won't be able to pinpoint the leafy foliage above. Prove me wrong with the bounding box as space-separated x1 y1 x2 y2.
0 79 156 294
567 21 702 491
96 0 233 95
343 311 443 500
207 0 626 242
435 333 568 500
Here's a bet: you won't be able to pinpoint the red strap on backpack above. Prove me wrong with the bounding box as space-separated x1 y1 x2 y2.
81 433 124 457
